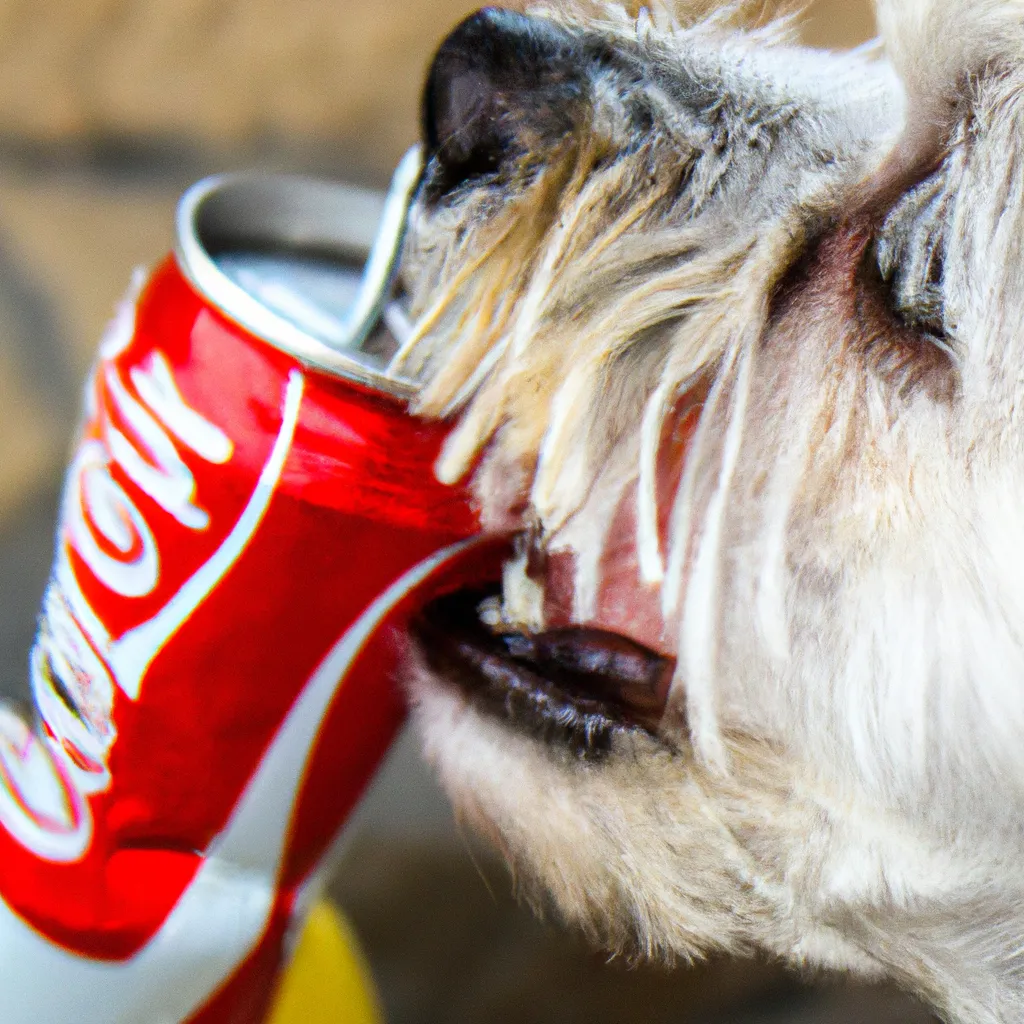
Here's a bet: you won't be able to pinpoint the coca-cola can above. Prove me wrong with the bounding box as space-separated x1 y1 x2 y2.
0 150 493 1023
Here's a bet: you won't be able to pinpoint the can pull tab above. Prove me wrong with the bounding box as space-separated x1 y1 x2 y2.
341 146 422 354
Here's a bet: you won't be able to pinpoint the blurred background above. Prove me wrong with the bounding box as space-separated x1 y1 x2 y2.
0 1 935 1021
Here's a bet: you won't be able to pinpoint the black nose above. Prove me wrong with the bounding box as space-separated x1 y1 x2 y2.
422 7 582 195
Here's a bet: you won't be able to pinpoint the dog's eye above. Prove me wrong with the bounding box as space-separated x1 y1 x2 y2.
422 8 583 197
874 170 951 340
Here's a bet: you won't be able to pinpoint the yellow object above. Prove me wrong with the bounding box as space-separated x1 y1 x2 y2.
267 901 384 1024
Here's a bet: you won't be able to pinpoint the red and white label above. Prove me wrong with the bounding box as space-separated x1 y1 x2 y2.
0 258 484 1024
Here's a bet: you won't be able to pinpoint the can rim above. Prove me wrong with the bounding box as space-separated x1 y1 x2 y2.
174 149 422 400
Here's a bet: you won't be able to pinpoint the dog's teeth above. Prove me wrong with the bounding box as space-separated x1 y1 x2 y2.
477 594 534 636
477 595 503 627
501 546 547 633
477 595 508 631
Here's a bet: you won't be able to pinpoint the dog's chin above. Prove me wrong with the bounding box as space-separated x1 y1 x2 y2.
405 591 890 976
405 648 889 977
404 650 702 961
405 589 695 956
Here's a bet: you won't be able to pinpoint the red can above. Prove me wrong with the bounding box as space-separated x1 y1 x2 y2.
0 152 490 1022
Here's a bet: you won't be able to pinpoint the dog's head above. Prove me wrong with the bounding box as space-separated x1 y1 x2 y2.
393 3 1024 1019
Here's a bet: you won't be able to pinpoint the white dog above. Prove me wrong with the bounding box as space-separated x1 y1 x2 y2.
394 3 1024 1020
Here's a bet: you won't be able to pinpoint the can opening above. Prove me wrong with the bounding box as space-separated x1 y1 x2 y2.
213 250 399 365
175 150 422 398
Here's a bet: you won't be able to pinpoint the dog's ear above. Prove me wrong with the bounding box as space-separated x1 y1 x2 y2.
422 8 585 196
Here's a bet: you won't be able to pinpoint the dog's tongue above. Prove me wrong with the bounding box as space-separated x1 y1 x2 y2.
541 487 675 658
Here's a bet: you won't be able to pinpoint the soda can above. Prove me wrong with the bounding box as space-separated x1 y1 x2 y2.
0 149 494 1023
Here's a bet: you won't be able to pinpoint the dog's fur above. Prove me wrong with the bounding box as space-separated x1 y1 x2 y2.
393 3 1024 1020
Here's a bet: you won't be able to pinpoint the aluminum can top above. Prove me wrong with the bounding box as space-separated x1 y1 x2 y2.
174 148 422 400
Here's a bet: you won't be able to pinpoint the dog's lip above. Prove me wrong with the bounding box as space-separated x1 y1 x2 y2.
411 586 675 754
526 391 707 662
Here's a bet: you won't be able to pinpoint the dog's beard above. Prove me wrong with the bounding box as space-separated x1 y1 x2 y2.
393 3 1024 1021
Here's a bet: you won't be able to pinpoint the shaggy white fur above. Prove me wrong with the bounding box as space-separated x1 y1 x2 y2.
398 3 1024 1021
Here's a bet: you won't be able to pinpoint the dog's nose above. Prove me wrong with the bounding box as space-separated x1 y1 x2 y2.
422 7 582 195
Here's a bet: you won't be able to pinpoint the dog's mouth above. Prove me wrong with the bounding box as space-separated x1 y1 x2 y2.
411 587 676 758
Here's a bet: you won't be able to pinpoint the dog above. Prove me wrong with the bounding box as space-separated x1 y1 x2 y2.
391 3 1024 1021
